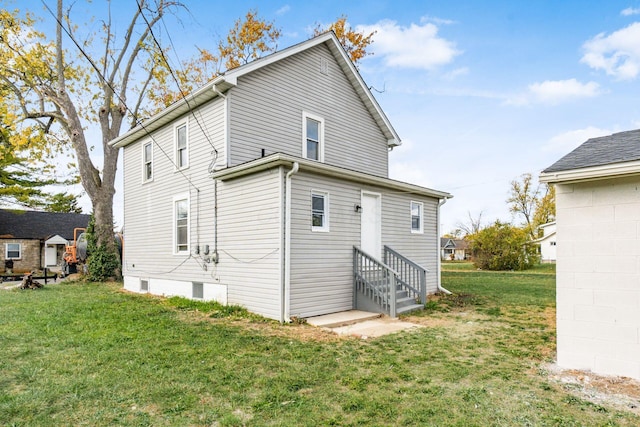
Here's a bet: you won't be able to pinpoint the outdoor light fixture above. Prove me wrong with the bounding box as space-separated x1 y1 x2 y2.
354 204 362 213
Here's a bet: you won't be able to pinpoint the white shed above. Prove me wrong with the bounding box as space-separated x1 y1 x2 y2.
540 129 640 380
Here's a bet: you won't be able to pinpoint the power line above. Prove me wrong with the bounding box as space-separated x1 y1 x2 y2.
135 0 219 162
39 0 200 192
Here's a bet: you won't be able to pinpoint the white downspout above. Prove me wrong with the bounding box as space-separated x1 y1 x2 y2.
437 198 452 295
282 162 299 322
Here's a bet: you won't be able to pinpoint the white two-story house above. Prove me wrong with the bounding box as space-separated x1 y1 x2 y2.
111 32 452 322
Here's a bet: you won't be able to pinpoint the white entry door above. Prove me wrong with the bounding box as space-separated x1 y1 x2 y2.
361 192 382 259
45 245 57 267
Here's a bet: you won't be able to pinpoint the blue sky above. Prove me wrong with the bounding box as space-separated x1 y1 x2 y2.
15 1 640 232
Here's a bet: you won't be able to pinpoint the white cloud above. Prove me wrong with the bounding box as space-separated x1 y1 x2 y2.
505 79 602 106
357 19 461 70
443 67 469 80
543 126 612 153
420 15 456 26
621 7 640 16
529 79 602 103
581 22 640 80
275 5 290 15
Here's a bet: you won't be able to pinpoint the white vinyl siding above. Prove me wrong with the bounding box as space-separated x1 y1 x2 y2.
175 122 188 170
217 170 282 320
228 43 389 176
288 171 441 317
121 97 225 287
6 243 21 259
143 142 153 182
382 193 439 295
411 201 424 234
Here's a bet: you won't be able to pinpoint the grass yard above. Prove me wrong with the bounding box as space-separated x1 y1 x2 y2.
1 267 639 426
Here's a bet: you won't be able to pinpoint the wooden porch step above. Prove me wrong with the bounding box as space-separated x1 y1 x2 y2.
396 303 424 315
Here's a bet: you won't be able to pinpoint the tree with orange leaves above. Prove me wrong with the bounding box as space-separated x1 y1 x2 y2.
313 16 376 65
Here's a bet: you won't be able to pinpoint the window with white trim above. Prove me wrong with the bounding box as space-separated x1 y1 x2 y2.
143 142 153 182
411 201 423 234
6 243 21 259
174 197 189 254
175 122 188 169
303 112 324 162
311 191 329 232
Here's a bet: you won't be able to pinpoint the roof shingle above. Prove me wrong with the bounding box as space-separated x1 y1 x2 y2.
543 129 640 173
0 209 90 240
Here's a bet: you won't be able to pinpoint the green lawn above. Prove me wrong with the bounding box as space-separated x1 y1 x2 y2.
1 268 638 426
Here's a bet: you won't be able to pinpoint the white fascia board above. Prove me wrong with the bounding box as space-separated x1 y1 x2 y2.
212 153 452 200
540 160 640 184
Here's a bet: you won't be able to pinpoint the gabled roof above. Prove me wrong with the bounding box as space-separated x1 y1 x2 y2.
111 32 400 148
212 153 452 200
0 210 90 240
440 238 469 250
540 129 640 183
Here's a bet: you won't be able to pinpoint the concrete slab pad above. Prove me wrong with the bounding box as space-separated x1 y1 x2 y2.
331 318 424 338
306 310 382 328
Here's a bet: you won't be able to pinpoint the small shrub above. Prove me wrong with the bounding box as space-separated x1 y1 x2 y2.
469 221 539 271
87 244 121 281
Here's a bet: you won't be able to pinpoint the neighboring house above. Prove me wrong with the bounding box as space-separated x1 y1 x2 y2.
540 128 640 380
111 32 452 322
440 238 470 260
0 209 90 273
533 221 556 262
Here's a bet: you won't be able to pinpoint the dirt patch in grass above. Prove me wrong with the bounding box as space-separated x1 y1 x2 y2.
545 363 640 414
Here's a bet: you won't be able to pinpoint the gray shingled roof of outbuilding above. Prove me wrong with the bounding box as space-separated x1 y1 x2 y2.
543 129 640 173
0 209 90 240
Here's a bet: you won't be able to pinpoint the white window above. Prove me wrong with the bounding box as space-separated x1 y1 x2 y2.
311 191 329 232
6 243 21 259
411 201 423 234
175 122 188 169
143 142 153 182
174 195 189 254
303 112 324 162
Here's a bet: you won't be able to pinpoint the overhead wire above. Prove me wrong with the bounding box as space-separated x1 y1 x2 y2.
135 0 218 162
39 0 200 192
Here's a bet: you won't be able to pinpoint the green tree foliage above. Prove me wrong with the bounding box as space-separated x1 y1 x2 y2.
469 221 539 271
45 192 83 213
85 215 121 281
0 2 180 279
507 173 555 239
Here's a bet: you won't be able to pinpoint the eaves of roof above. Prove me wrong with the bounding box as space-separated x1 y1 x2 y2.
539 160 640 184
211 153 453 200
110 32 400 149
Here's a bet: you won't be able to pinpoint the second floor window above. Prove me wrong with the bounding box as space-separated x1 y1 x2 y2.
176 123 188 169
143 142 153 181
303 113 324 162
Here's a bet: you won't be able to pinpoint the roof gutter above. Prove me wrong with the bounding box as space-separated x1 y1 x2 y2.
282 162 299 323
212 153 453 200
